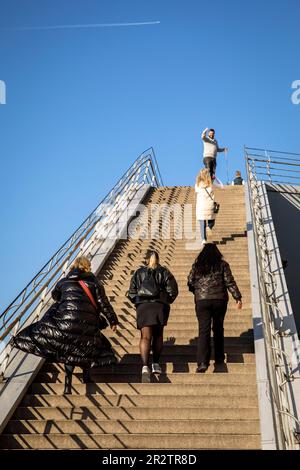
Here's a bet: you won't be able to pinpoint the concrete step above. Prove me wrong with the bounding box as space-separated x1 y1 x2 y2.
34 372 257 385
107 267 251 275
146 242 249 248
169 241 248 247
13 406 258 420
42 362 256 374
38 346 255 366
119 317 253 326
166 244 248 250
115 303 252 312
28 382 258 396
108 263 250 270
103 265 251 273
117 317 252 326
108 275 249 282
110 329 253 339
102 244 249 256
128 258 249 265
158 293 250 299
107 328 253 340
0 432 260 449
112 343 255 355
109 338 254 350
104 283 251 295
117 315 252 324
64 352 256 364
5 418 260 435
116 302 251 310
87 324 254 335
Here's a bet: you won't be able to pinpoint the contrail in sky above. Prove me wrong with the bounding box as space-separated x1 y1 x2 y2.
0 21 160 31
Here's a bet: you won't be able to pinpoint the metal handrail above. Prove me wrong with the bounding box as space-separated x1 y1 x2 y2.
246 147 300 158
0 147 162 377
245 147 300 187
245 147 300 449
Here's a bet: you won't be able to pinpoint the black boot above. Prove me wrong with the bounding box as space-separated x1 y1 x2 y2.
64 364 74 394
82 367 91 384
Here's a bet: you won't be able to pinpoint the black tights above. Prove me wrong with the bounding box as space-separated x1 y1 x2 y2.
139 325 164 367
65 364 89 378
65 364 74 377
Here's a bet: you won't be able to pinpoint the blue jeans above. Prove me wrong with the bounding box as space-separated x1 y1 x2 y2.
199 220 215 241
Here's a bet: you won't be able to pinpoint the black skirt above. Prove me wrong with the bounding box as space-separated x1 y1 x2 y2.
136 302 170 330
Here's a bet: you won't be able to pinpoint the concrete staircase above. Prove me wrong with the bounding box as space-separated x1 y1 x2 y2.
0 185 261 449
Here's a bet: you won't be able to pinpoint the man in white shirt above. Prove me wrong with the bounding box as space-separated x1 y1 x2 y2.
201 128 228 179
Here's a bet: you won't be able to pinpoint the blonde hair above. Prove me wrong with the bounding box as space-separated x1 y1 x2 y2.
196 168 212 188
146 250 159 269
71 256 91 273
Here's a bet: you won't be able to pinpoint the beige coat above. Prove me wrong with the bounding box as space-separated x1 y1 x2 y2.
195 183 216 220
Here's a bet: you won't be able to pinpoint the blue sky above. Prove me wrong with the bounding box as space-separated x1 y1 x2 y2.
0 0 300 308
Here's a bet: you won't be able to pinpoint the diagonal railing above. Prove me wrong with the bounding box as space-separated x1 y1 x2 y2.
0 147 162 378
245 146 300 449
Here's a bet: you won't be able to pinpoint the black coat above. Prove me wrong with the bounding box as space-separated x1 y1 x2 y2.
11 269 119 366
127 265 178 305
187 260 242 302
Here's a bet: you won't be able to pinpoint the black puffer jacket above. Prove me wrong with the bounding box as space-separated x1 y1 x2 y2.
187 260 241 302
127 265 178 305
11 269 119 366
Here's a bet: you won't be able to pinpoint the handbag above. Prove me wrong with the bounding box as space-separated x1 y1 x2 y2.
205 188 220 213
78 280 109 329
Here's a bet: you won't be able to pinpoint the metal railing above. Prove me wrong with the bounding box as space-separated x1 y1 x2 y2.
0 147 162 378
245 146 300 449
245 147 300 185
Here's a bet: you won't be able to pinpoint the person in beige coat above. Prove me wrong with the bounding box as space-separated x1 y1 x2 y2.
195 168 216 245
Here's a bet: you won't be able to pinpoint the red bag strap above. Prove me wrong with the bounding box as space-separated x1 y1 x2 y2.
78 280 98 310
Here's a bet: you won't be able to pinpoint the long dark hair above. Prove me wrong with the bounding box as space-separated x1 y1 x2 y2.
193 243 224 276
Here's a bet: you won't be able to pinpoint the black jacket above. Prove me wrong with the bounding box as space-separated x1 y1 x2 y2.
127 265 178 305
11 269 118 366
187 260 241 302
233 176 244 185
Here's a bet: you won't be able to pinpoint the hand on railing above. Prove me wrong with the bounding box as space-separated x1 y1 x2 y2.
236 299 242 310
111 324 118 332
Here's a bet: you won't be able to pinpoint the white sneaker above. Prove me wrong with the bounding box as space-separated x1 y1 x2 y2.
141 366 151 383
201 240 207 245
152 363 162 374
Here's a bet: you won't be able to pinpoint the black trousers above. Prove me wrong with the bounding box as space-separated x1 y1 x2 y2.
196 299 228 365
203 157 216 179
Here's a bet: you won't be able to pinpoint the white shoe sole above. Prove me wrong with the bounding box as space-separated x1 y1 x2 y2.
142 372 151 383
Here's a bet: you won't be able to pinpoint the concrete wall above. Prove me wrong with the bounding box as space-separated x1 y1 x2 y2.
266 184 300 337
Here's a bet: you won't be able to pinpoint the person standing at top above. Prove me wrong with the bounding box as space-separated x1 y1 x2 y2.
201 128 228 179
232 170 245 185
